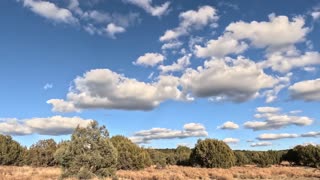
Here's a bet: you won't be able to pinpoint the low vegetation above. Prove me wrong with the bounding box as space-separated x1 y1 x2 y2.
0 121 319 179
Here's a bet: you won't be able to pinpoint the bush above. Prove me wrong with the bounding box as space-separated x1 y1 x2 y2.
175 146 191 166
234 151 250 166
111 135 151 170
283 145 320 168
146 149 167 168
0 135 24 166
190 139 236 168
28 139 57 167
55 121 118 179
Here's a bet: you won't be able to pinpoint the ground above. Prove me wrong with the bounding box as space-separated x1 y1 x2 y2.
0 165 319 180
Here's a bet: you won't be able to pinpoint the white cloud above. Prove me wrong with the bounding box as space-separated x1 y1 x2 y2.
260 51 320 73
257 133 299 140
218 121 239 130
262 73 292 103
0 116 92 136
129 123 208 144
223 138 239 144
251 141 272 147
47 69 186 112
125 0 170 17
160 6 218 41
195 33 248 58
181 56 278 102
301 131 320 137
311 11 320 20
226 14 309 50
43 83 53 90
244 107 313 130
158 54 191 73
256 107 281 114
161 41 183 50
105 23 126 38
134 53 165 67
289 78 320 101
22 0 78 24
303 67 317 72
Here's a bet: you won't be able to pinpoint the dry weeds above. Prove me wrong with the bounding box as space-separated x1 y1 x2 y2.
0 165 319 180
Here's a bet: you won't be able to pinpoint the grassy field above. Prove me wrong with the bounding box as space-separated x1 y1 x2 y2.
0 165 319 180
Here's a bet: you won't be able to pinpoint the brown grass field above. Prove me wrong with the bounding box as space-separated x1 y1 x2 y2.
0 165 319 180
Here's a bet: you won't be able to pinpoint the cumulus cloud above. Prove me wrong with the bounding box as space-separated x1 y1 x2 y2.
244 107 313 130
22 0 78 24
226 14 309 50
262 73 292 103
251 141 272 147
257 133 299 140
47 69 187 112
105 23 126 38
0 116 92 136
158 54 191 73
260 51 320 73
218 121 239 130
289 79 320 101
125 0 170 17
223 138 239 144
180 56 278 102
129 123 208 144
134 53 165 67
195 33 248 58
160 6 219 41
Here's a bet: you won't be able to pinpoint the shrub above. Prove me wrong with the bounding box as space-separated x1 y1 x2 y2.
283 145 320 168
190 139 236 168
28 139 57 167
55 121 118 179
0 134 24 166
111 135 151 170
146 149 167 168
175 146 191 166
234 151 250 166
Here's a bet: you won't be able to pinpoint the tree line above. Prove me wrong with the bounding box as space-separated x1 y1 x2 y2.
0 121 319 179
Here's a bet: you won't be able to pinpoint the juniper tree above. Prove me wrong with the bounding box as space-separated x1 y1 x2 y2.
190 139 236 168
55 121 118 179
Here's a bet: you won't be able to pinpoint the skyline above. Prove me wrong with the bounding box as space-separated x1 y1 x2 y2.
0 0 320 150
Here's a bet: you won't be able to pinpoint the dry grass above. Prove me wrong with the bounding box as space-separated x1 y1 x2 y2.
0 165 319 180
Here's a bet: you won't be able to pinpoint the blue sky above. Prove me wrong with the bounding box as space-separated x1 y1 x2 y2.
1 0 320 150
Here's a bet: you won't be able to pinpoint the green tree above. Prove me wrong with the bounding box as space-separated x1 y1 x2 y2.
146 149 167 168
0 134 24 166
175 146 191 166
110 135 151 170
234 151 250 166
28 139 57 167
55 121 118 179
190 139 236 168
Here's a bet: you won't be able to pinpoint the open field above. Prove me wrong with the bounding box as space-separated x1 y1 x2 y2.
0 165 319 180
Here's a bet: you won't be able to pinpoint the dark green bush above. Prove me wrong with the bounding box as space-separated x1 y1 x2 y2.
283 145 320 168
111 135 151 170
55 121 118 179
28 139 57 167
0 134 24 166
190 139 236 168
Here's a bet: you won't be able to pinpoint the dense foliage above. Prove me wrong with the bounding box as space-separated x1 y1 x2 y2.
0 134 24 166
190 139 236 168
110 135 151 170
283 145 320 168
28 139 57 167
54 121 118 179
